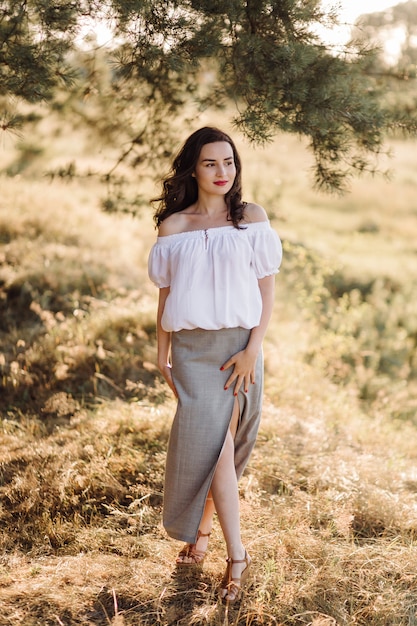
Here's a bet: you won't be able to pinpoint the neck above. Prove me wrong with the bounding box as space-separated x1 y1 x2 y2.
194 195 227 217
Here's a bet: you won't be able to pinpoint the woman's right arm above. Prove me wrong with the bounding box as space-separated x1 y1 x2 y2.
157 286 178 397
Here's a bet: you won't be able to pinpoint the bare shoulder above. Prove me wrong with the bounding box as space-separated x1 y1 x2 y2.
158 212 189 236
243 202 269 223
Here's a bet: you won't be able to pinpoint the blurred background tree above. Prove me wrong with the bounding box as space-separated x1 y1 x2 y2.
354 0 417 75
1 0 417 194
352 1 417 125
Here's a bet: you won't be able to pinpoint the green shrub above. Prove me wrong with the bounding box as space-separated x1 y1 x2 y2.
282 240 417 420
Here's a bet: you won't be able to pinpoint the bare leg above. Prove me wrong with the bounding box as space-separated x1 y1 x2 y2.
176 492 215 564
200 491 216 533
176 398 245 580
178 398 240 562
210 399 249 600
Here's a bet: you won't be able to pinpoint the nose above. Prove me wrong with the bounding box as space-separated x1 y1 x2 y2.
216 163 226 176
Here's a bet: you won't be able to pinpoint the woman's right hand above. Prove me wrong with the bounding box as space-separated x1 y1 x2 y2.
159 363 178 398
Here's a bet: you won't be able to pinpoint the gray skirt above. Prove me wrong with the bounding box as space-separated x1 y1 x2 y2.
163 327 263 544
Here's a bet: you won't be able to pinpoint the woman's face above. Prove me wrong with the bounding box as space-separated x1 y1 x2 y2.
193 141 236 197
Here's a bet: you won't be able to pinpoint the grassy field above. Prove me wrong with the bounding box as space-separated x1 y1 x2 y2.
1 125 417 625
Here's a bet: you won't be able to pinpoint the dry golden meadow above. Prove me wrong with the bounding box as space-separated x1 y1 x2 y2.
1 119 417 625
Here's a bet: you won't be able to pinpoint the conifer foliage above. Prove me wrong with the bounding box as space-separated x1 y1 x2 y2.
0 0 79 101
1 0 416 190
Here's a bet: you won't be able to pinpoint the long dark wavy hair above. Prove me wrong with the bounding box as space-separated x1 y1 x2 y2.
152 127 245 228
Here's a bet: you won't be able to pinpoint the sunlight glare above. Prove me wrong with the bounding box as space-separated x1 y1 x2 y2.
319 0 399 45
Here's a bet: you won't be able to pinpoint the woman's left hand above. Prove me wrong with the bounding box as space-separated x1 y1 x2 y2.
221 348 258 396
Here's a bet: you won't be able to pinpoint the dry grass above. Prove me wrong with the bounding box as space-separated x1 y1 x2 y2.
2 384 417 625
1 125 417 625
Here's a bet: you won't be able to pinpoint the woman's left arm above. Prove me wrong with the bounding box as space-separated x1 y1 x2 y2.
221 274 275 395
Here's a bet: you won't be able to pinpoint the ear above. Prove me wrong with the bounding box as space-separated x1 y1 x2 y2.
191 172 196 177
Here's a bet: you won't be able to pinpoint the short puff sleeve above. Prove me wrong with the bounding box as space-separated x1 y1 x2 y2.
148 241 171 288
249 223 283 279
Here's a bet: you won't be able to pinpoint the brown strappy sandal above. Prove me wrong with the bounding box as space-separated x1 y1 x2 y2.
176 530 211 567
220 550 251 604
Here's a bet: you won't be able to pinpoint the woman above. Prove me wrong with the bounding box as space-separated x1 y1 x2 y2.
148 127 282 603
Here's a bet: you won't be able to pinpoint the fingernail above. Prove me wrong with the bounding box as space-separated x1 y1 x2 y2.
234 392 237 397
220 366 224 371
224 386 228 391
244 389 248 393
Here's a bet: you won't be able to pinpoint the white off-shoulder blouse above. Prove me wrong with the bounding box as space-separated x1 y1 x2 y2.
148 220 282 332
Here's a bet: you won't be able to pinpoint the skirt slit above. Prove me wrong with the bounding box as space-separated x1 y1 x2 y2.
163 327 263 544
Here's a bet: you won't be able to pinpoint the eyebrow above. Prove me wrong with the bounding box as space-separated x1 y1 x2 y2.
201 157 234 162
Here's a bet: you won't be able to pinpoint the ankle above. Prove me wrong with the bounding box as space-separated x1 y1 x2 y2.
228 544 245 561
196 529 211 540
